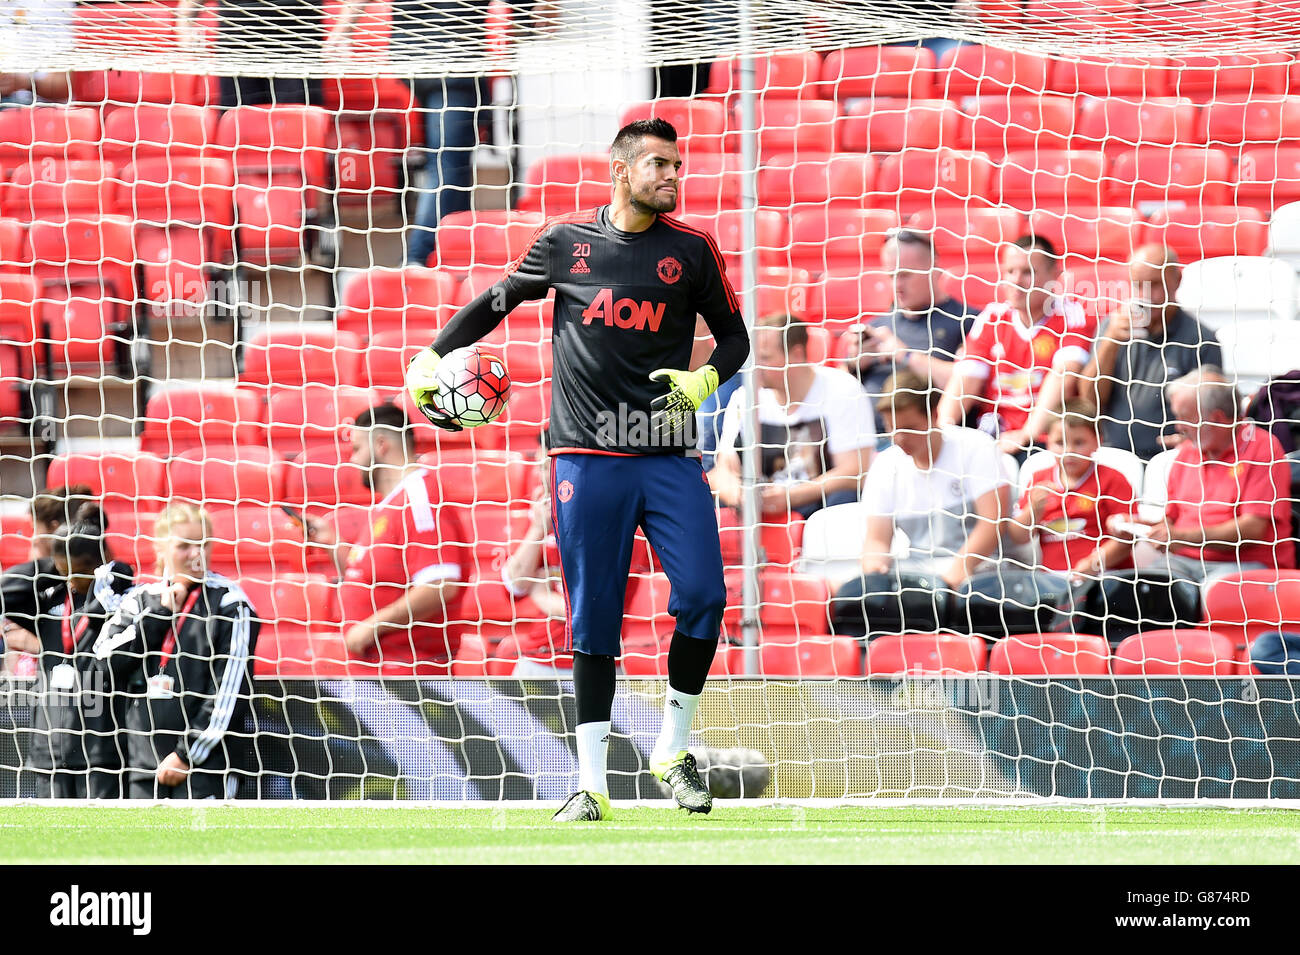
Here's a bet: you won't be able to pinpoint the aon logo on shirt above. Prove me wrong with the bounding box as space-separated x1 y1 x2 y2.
581 288 667 332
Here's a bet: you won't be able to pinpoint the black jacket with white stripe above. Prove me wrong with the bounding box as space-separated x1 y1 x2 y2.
93 573 260 777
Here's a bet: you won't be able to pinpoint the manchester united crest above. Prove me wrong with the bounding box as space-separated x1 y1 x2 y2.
657 256 683 285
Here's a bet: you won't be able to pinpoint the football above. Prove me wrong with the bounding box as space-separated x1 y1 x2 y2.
423 345 511 428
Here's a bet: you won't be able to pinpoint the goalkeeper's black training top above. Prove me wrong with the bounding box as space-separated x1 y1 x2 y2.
432 205 750 456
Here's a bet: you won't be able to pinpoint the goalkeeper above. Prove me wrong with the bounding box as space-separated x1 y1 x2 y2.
408 118 749 821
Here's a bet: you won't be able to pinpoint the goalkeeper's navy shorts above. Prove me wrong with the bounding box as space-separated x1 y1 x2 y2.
550 452 726 657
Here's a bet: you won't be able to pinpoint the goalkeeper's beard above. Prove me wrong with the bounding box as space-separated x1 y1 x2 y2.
630 187 677 216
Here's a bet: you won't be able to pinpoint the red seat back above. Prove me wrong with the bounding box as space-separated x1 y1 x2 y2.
167 445 287 508
866 632 988 675
102 104 219 162
1112 629 1237 675
46 451 167 518
988 632 1110 675
239 326 363 389
140 385 266 455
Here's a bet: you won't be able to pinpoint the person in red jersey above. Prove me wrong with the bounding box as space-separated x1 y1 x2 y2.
1008 399 1136 578
310 403 469 674
1136 367 1295 585
938 235 1097 457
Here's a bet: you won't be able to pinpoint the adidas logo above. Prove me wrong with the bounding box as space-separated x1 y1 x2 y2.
600 734 610 742
570 258 591 274
669 699 683 709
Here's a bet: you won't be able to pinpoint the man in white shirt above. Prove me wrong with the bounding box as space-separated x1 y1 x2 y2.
712 313 875 518
859 370 1010 590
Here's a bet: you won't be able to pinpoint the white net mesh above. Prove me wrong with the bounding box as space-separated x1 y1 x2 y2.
2 0 1300 800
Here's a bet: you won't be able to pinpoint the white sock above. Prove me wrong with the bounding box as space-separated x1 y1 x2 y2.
576 721 611 797
652 687 701 764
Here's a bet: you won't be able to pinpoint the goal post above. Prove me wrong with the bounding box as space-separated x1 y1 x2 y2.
2 0 1300 801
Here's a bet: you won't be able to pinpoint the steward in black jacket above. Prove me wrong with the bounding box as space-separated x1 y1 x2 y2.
94 572 259 799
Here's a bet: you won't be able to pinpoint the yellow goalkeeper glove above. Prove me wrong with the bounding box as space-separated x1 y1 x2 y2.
406 347 463 433
649 364 719 441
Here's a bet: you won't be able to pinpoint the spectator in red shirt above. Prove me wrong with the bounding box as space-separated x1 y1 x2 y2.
1136 367 1295 584
1007 399 1136 578
938 235 1096 457
310 403 469 673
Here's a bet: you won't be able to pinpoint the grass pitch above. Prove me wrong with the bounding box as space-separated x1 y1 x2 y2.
2 804 1299 864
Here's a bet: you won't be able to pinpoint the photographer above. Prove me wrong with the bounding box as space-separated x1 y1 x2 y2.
94 504 259 799
0 504 134 797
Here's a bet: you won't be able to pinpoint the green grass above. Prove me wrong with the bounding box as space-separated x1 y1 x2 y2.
2 805 1299 864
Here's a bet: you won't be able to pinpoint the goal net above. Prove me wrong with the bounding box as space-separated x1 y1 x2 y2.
2 0 1300 801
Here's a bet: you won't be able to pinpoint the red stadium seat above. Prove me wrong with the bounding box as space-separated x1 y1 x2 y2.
820 46 936 100
1165 53 1291 102
1111 629 1237 675
760 572 831 633
987 632 1111 675
757 152 877 211
1202 569 1300 649
2 161 113 223
433 210 544 272
752 267 814 321
676 152 743 214
619 98 727 153
1202 96 1300 148
760 635 861 677
118 156 236 308
266 383 380 455
706 50 822 100
245 574 340 677
215 105 334 264
335 266 457 340
789 207 899 274
0 221 28 272
1028 206 1141 260
739 99 837 157
101 103 219 164
0 510 34 570
1235 146 1300 208
907 206 1027 273
28 216 137 369
836 98 964 153
358 327 441 393
0 276 37 380
1074 97 1200 154
1106 146 1233 206
516 153 610 216
416 449 533 506
716 509 807 571
71 70 207 108
1048 56 1170 97
997 149 1106 208
937 44 1050 97
239 325 363 389
874 148 995 214
0 107 101 173
800 270 895 329
281 441 372 509
676 209 787 276
1060 259 1130 315
865 632 988 675
322 77 414 209
167 445 286 508
965 95 1075 158
206 504 314 577
102 510 157 576
1140 205 1268 261
45 451 167 519
140 384 265 455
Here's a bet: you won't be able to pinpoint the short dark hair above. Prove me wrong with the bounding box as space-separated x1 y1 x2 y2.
32 484 95 529
876 370 941 419
1011 233 1059 259
55 502 108 567
355 403 414 450
758 313 808 354
611 118 678 166
1052 397 1099 435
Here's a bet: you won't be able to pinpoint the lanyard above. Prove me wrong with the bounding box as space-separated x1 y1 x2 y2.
155 587 202 676
60 594 91 655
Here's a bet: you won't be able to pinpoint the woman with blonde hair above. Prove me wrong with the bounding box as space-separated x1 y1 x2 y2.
94 503 260 799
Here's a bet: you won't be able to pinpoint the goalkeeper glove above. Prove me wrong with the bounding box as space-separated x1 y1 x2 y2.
648 365 719 441
406 347 464 433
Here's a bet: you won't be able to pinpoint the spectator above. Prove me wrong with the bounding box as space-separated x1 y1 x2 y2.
0 504 133 797
842 229 974 432
845 370 1009 592
1007 399 1137 578
1082 244 1222 461
1249 631 1300 675
938 235 1096 456
711 314 875 518
0 0 72 105
694 316 742 470
500 455 570 676
1134 367 1295 584
93 504 258 799
176 0 322 108
309 403 469 673
3 484 95 677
